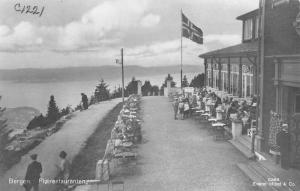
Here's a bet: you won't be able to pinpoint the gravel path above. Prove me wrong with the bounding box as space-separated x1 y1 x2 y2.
0 98 121 191
116 96 259 191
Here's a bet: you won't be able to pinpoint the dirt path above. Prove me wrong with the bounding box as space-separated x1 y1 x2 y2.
116 96 259 191
0 98 121 191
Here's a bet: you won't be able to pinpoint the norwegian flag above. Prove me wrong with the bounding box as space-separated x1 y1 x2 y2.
182 12 203 44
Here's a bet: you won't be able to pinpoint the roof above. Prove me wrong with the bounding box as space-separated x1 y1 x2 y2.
199 41 258 58
236 9 259 20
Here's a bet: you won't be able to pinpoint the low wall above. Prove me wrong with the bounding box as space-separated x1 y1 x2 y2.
164 87 182 98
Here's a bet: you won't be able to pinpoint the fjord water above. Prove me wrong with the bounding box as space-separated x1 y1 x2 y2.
0 73 196 114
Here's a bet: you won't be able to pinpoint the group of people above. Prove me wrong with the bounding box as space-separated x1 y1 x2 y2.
172 97 193 120
23 151 70 191
202 89 256 131
172 88 257 133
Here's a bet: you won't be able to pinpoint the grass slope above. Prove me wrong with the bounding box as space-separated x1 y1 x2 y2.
70 102 123 180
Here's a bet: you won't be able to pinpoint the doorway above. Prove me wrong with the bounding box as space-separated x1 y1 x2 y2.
289 87 300 169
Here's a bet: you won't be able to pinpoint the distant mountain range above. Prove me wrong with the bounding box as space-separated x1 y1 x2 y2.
0 65 203 83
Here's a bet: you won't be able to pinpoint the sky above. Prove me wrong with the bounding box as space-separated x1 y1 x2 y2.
0 0 258 69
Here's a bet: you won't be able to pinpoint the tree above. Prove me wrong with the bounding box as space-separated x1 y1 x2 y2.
160 85 165 96
0 96 8 149
111 86 122 98
189 73 205 88
94 79 110 102
0 96 6 131
46 95 60 123
151 85 159 96
60 105 71 117
125 77 138 96
142 81 152 96
162 74 176 88
182 75 189 87
89 95 96 105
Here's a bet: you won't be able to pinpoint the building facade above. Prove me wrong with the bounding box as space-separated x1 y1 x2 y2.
260 0 300 168
200 9 259 99
200 0 300 168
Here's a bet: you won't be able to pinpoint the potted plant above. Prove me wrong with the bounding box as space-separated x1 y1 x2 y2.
231 110 244 140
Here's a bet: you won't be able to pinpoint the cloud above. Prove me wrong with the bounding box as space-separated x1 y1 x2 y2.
140 14 161 28
0 0 160 52
127 39 179 57
123 38 204 67
205 34 241 45
126 33 240 59
0 22 43 51
0 25 10 36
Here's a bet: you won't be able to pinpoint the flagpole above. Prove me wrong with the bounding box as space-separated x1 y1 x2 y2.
180 9 183 89
121 48 124 104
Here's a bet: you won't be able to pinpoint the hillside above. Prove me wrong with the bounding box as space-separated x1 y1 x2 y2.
0 65 203 83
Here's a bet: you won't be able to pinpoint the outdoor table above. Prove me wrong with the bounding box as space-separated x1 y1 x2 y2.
212 122 227 141
114 140 133 148
212 122 226 127
208 118 218 122
113 152 137 159
201 113 211 120
192 109 203 118
122 114 136 119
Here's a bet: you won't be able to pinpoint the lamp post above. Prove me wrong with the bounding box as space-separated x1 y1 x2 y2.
116 48 125 104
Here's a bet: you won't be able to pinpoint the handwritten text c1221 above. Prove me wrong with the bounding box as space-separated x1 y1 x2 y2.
14 3 45 17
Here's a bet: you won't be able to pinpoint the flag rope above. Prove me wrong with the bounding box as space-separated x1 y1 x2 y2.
181 9 183 89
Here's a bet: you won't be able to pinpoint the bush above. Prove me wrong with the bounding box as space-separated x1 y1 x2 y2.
60 106 71 117
27 114 48 130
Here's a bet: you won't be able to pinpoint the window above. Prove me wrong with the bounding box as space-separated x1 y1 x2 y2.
230 73 233 93
243 19 253 41
233 73 238 95
242 75 245 97
295 95 300 113
221 64 228 92
230 64 239 95
222 72 227 91
247 75 251 97
207 69 211 87
215 70 219 89
242 65 254 98
255 16 259 39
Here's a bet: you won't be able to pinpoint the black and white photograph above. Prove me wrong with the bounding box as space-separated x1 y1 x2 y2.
0 0 299 190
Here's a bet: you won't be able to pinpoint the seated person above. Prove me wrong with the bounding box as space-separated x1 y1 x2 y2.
226 101 238 120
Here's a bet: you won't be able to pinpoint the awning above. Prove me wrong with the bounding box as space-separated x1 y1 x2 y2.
199 41 258 58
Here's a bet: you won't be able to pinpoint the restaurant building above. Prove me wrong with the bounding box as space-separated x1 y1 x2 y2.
200 9 259 99
200 0 300 168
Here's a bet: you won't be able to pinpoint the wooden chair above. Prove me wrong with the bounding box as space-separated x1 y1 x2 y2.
96 180 110 191
212 122 227 141
247 120 257 137
111 180 124 191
